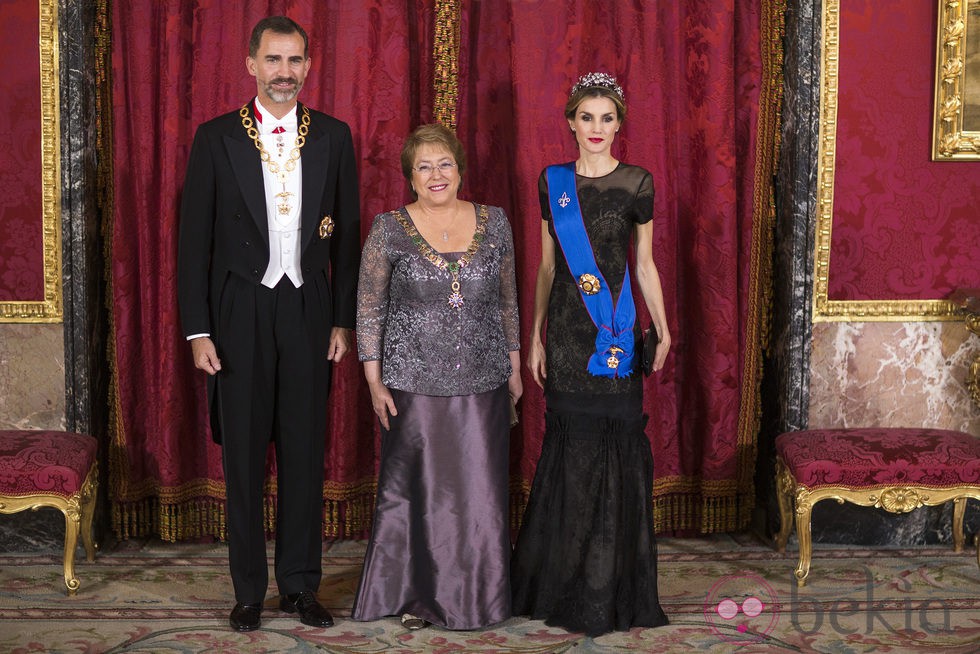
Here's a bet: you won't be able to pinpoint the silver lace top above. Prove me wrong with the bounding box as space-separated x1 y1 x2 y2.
356 204 520 396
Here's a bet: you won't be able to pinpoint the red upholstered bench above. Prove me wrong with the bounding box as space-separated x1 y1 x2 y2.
0 430 98 595
774 428 980 587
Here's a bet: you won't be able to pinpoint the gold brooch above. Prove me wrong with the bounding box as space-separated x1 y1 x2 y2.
606 345 624 369
319 215 335 239
578 273 600 295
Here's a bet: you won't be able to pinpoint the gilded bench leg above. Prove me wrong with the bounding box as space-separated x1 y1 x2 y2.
793 488 815 588
61 504 81 595
774 457 795 552
952 497 965 553
79 464 98 562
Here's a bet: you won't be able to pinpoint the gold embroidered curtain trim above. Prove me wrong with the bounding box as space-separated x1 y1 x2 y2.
432 0 460 130
730 0 786 531
113 478 536 542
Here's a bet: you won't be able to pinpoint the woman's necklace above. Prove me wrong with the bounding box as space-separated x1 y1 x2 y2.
421 207 459 242
240 104 311 216
440 216 455 242
395 204 489 309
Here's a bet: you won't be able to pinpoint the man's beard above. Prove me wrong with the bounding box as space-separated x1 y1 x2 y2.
264 77 301 103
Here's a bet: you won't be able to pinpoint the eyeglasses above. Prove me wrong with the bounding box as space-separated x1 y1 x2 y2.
412 161 457 176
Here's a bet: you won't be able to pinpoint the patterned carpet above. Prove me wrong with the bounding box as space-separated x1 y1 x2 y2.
1 532 978 653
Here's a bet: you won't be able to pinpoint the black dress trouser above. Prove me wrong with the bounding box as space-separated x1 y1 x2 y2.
216 276 329 604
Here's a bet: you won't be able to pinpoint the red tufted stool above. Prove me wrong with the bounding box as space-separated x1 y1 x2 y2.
774 428 980 587
0 430 98 595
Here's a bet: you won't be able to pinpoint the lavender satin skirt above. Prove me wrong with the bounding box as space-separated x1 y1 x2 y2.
352 384 511 629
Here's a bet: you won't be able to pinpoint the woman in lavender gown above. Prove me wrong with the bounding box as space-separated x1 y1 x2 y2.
351 123 522 630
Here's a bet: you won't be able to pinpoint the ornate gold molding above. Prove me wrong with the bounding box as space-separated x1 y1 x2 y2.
869 487 928 512
932 0 980 159
813 0 958 322
813 299 959 322
0 0 62 322
961 304 980 406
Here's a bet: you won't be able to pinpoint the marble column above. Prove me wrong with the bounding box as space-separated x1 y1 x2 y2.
758 0 819 534
61 0 105 440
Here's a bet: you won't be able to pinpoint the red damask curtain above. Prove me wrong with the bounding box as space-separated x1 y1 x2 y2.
109 0 432 539
831 0 980 301
109 0 778 539
0 0 44 311
455 0 775 533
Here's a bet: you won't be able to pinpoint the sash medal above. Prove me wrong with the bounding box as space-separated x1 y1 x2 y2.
547 163 636 378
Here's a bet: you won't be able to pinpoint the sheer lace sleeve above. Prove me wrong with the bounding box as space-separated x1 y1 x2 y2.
538 169 552 222
633 169 654 224
496 209 521 351
356 213 392 361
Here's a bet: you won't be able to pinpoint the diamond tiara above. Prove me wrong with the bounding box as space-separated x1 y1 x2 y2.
570 72 624 102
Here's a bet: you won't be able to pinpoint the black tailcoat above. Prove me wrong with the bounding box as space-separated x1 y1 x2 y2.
177 101 360 442
177 100 359 602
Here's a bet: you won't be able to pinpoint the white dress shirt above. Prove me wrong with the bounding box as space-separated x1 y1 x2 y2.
254 97 304 289
186 99 306 342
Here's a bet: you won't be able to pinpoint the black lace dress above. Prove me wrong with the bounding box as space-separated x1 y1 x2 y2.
511 163 669 637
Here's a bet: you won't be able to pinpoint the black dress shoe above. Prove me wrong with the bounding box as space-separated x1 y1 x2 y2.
279 590 334 627
229 602 262 631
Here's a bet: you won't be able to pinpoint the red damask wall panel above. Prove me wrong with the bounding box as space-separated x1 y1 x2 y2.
831 0 980 301
0 0 44 302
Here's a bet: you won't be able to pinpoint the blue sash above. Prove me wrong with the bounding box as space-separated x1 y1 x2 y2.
546 163 635 378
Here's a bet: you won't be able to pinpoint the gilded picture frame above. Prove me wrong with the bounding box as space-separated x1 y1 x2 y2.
813 0 957 321
0 0 62 322
933 0 980 160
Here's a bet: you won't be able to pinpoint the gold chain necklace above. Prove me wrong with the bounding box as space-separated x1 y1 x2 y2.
394 204 489 309
240 104 311 216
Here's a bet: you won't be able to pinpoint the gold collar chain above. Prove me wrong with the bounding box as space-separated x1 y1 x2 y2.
239 104 311 184
394 204 489 309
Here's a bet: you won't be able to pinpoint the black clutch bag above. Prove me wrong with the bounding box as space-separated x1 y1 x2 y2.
641 324 660 377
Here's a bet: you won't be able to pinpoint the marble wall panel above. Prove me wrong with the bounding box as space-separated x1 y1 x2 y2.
809 322 980 434
0 324 65 430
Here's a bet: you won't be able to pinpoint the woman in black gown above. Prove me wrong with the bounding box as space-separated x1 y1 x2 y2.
511 73 671 637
